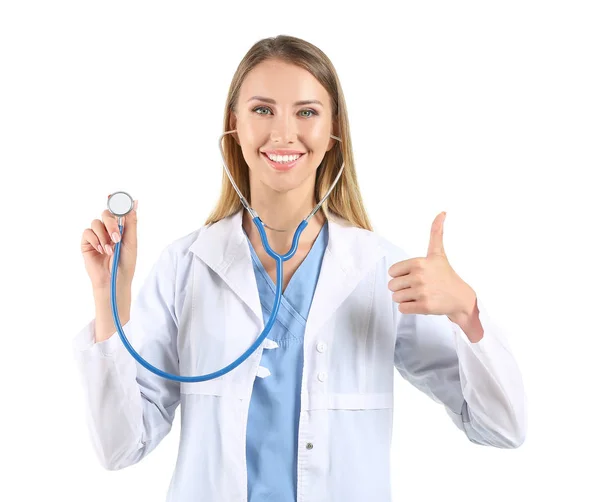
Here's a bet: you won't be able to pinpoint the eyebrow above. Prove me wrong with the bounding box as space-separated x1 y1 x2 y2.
247 95 324 107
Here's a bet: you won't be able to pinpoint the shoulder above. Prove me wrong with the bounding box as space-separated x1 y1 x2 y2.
372 231 412 264
154 226 207 267
141 226 209 293
327 213 414 276
331 214 412 264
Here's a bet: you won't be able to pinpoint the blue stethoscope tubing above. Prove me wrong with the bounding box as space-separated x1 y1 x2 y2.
109 129 344 382
112 216 307 382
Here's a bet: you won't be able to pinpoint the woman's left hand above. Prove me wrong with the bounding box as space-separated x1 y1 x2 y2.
387 212 476 324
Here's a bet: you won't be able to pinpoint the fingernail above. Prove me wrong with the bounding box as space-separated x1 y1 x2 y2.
111 232 120 243
105 244 112 255
97 245 104 254
133 200 138 211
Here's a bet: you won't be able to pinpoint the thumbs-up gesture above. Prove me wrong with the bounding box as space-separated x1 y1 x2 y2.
387 212 476 324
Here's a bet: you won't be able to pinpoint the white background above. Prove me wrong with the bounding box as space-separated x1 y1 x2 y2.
1 1 598 500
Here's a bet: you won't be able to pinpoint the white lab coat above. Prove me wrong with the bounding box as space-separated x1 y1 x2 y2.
72 208 526 502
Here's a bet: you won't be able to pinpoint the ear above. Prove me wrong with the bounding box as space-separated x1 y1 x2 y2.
228 111 240 145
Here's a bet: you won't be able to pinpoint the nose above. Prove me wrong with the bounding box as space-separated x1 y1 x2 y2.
269 112 297 143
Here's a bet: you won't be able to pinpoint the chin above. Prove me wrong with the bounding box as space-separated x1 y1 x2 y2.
248 156 318 194
251 166 300 189
262 178 301 194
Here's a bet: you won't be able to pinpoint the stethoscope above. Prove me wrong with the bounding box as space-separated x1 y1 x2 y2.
107 129 344 382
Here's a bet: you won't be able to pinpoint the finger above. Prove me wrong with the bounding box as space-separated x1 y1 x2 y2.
387 275 413 292
101 209 123 245
91 219 113 255
121 200 138 246
388 257 422 278
81 228 105 255
398 300 421 314
392 287 420 304
427 212 446 257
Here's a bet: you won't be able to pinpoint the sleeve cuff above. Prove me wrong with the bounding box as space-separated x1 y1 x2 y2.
449 298 513 356
72 318 131 357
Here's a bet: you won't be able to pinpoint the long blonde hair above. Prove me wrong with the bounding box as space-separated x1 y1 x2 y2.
204 35 373 231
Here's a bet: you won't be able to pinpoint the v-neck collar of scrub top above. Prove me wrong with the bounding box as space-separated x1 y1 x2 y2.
242 219 328 343
242 218 328 298
188 208 386 337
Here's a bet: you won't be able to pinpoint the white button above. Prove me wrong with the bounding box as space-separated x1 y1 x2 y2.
317 372 327 382
316 341 327 353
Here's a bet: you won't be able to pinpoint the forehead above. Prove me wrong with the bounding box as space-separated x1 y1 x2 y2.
239 59 329 106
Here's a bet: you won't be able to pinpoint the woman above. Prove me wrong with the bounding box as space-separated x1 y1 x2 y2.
75 34 526 502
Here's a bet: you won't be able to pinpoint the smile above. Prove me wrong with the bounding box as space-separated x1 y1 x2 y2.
261 152 305 171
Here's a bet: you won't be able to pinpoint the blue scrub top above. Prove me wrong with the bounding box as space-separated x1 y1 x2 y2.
243 220 329 502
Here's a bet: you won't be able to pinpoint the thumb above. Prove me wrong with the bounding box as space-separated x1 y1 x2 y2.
122 199 138 246
427 211 446 257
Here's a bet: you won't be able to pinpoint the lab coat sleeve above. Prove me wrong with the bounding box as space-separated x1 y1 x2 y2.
72 246 180 470
393 297 527 448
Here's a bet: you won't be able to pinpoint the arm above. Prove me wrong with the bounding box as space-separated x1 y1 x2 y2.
393 296 527 448
72 246 181 470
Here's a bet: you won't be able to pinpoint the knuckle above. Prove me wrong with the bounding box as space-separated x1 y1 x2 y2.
102 210 116 223
91 224 107 241
91 220 104 233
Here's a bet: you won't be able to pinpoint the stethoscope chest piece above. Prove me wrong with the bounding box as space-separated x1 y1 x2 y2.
107 191 134 218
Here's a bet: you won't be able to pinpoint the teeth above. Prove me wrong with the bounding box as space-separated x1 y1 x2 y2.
267 153 301 163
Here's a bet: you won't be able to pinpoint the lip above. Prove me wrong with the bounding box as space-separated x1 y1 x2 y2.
261 152 305 171
261 149 306 155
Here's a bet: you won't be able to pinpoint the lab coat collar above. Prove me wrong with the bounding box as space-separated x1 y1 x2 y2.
188 208 385 335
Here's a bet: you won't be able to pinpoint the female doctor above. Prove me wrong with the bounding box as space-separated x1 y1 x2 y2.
74 35 526 502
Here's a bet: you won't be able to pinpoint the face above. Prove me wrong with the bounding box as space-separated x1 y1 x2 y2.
230 59 336 196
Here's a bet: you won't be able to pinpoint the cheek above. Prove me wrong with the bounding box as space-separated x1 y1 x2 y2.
238 131 265 163
303 121 331 148
238 123 260 147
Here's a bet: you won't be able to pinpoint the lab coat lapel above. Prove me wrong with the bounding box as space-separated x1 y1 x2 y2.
187 209 385 333
188 209 264 324
306 212 385 337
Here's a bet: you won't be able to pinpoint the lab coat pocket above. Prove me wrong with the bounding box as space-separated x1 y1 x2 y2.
326 392 394 410
177 341 254 399
177 322 257 400
178 336 262 400
180 378 244 399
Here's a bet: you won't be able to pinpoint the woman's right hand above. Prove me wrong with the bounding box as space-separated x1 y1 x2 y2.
81 197 138 291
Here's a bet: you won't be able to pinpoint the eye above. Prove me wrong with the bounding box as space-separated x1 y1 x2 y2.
251 106 318 118
253 106 272 115
299 109 318 118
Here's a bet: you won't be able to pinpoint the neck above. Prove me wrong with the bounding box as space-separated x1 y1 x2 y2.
242 188 326 255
